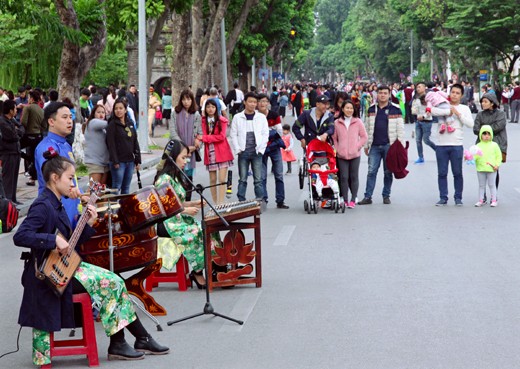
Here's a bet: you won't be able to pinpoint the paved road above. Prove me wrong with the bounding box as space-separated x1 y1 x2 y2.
2 119 520 368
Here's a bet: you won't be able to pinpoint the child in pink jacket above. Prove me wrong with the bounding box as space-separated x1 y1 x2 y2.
331 100 368 208
424 90 454 134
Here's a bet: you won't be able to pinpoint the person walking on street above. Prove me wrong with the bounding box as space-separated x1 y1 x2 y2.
472 125 502 207
257 94 289 209
332 100 367 208
0 99 25 204
472 92 507 198
22 90 45 186
229 92 269 202
412 82 437 164
292 95 335 149
433 83 474 206
358 85 404 205
509 81 520 123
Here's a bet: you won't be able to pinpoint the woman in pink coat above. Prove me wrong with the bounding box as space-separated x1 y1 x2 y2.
332 100 368 208
200 99 234 204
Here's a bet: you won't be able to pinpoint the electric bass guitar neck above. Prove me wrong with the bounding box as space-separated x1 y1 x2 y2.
37 181 102 296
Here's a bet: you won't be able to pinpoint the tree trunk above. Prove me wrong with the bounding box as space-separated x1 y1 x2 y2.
55 0 107 104
191 2 205 90
171 11 192 105
191 0 230 90
54 0 107 163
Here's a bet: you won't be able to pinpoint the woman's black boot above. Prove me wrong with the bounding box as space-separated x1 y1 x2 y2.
108 330 145 361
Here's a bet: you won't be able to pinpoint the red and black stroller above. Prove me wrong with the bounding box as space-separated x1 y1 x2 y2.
302 139 345 214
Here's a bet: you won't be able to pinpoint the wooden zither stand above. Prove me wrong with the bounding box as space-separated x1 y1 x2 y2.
204 201 262 291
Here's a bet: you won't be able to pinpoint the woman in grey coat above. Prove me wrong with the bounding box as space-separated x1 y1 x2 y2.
473 92 507 193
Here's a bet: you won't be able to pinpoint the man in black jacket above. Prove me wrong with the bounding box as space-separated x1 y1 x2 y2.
0 100 25 204
292 95 335 149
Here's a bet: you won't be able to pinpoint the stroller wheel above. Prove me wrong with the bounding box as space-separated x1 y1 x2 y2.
313 201 318 214
304 200 310 214
298 171 304 189
334 202 339 213
341 201 346 213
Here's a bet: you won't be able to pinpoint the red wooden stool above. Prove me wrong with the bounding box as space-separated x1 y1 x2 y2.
41 293 99 368
145 255 191 291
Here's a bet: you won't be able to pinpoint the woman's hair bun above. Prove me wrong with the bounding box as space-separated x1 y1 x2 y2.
43 147 59 160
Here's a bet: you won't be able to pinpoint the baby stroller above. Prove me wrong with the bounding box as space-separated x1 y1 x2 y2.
303 139 345 214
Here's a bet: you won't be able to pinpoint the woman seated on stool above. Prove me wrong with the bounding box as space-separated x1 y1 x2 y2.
155 140 220 289
13 149 169 367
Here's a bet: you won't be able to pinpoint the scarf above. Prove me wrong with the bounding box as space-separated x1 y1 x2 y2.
176 109 196 168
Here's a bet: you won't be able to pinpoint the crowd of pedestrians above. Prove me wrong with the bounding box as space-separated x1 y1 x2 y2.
0 77 514 214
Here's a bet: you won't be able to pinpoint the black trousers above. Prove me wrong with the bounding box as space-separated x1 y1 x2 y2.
0 153 21 202
20 134 42 180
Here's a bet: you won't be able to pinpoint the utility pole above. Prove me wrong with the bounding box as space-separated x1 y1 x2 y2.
252 57 256 88
137 0 149 152
220 19 228 96
410 30 414 83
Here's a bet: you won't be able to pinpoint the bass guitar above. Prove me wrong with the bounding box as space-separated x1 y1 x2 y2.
36 181 102 296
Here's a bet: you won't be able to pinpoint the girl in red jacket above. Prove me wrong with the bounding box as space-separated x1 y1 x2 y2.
332 100 368 208
200 99 234 204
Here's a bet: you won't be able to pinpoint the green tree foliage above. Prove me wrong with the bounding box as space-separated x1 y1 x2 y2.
228 0 315 77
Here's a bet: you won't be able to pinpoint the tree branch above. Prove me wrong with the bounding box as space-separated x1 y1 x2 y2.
226 0 260 60
251 0 276 34
200 0 230 73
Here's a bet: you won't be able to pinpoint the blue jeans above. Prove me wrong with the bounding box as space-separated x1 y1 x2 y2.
262 148 285 204
364 144 392 199
237 151 264 201
415 121 437 159
435 145 463 201
110 161 135 194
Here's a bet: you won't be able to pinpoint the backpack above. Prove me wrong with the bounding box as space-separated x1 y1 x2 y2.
0 197 19 233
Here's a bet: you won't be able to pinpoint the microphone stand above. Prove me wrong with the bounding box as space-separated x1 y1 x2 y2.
164 154 244 326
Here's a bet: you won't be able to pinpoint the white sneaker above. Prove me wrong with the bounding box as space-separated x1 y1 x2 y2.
490 200 498 207
474 201 484 207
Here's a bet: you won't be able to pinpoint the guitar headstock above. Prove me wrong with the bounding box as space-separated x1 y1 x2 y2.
88 178 104 201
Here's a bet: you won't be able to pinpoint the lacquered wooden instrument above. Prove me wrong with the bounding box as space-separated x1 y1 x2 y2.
37 183 101 296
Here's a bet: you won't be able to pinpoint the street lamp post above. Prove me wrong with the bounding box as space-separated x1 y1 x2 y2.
137 0 149 153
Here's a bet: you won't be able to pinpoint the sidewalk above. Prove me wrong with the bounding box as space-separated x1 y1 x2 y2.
15 124 171 217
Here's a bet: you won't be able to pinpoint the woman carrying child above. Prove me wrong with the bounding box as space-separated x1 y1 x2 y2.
14 149 168 366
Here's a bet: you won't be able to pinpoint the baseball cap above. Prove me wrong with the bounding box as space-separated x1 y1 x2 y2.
316 95 330 103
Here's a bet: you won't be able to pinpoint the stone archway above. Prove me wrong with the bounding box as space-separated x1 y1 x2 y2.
152 76 171 97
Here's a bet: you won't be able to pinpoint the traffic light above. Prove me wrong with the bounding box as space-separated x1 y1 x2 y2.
289 27 296 39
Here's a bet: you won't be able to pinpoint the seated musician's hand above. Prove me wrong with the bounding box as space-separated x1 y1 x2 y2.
183 207 199 216
68 187 82 199
85 204 98 227
55 236 70 254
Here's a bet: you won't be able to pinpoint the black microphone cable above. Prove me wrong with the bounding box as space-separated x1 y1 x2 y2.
0 325 22 359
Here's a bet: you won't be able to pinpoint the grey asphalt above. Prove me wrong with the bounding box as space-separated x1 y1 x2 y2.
2 117 520 369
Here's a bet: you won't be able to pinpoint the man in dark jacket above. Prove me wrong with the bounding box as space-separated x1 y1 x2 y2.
308 84 318 108
0 99 25 204
292 95 335 149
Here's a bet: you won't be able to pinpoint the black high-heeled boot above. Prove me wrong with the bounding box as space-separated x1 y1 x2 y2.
108 331 145 361
189 270 206 289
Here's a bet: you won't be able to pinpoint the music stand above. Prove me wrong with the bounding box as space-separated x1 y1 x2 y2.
163 154 244 326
